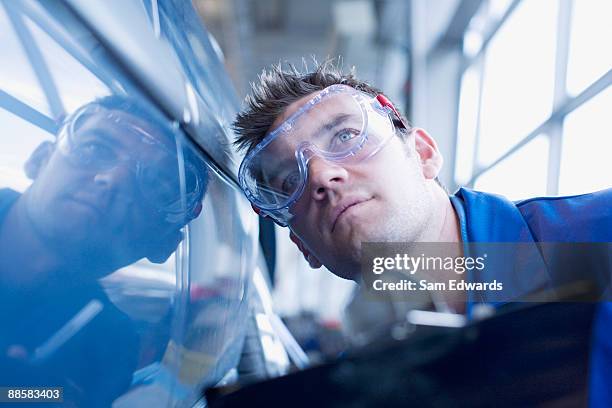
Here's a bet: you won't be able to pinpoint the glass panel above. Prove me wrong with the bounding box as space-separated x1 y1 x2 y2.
0 4 50 116
154 1 242 178
477 0 558 166
23 16 110 114
0 109 54 192
566 0 612 96
169 163 253 398
455 61 482 185
0 3 254 407
158 1 239 121
559 87 612 195
474 134 549 200
0 93 190 407
111 142 253 408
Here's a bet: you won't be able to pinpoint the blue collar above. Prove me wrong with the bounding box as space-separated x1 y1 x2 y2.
450 188 551 317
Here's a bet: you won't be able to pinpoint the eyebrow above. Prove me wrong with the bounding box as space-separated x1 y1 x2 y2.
258 113 356 185
75 129 119 147
312 113 353 140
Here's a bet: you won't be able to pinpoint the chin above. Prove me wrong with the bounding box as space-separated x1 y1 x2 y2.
326 242 362 281
330 265 361 281
348 223 388 245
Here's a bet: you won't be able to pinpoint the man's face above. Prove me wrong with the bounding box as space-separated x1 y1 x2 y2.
277 92 439 280
25 109 194 272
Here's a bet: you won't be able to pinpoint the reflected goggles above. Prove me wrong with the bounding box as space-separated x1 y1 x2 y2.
57 103 207 224
238 84 406 226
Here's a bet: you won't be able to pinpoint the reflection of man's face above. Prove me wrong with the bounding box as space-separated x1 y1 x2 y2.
25 108 200 272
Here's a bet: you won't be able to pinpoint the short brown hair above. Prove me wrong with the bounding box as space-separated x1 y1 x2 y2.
233 59 410 153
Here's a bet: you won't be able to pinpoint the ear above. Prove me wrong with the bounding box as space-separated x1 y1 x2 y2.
289 230 322 269
146 230 184 264
412 128 443 180
191 202 203 220
24 141 55 180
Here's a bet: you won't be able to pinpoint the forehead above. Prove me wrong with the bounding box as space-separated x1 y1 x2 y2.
268 88 362 137
76 109 175 151
269 90 324 133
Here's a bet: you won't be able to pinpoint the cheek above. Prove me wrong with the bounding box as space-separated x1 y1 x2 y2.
369 156 429 218
45 172 94 205
46 153 84 177
287 191 314 229
126 205 163 234
288 217 325 257
390 147 424 180
288 219 310 244
367 150 417 190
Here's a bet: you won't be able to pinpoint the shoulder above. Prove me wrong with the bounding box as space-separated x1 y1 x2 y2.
0 188 20 217
515 188 612 210
453 187 612 242
515 188 612 241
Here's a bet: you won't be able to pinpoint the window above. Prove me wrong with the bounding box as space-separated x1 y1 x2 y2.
454 0 611 199
0 109 53 191
477 0 558 166
566 0 612 96
0 4 50 116
559 87 612 195
474 134 549 200
455 61 482 185
463 0 513 58
23 16 110 114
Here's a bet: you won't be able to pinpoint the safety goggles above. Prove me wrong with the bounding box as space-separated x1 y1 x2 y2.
239 84 400 226
57 103 206 224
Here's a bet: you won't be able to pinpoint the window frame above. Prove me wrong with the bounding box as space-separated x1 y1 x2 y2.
455 0 612 196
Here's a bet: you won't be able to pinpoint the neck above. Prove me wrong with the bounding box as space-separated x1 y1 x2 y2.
438 191 462 243
420 184 462 243
424 184 466 314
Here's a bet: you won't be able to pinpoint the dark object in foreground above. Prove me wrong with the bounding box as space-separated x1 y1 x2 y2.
206 302 596 408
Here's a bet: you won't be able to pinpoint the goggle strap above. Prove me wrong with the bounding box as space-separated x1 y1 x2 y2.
251 204 292 227
251 204 264 216
376 94 409 130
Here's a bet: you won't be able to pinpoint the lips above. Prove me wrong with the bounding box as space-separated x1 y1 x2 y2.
330 197 372 232
68 195 106 216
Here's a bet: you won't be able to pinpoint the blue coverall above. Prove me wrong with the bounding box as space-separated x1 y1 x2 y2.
450 187 612 407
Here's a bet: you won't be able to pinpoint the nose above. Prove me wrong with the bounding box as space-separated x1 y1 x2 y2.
93 163 134 192
306 156 349 202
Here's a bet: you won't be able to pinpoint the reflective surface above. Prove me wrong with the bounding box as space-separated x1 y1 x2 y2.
0 1 256 406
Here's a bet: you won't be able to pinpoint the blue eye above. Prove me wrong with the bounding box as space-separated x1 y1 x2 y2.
332 129 359 147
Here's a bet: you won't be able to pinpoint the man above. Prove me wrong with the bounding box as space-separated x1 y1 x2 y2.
0 96 207 406
233 61 612 405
